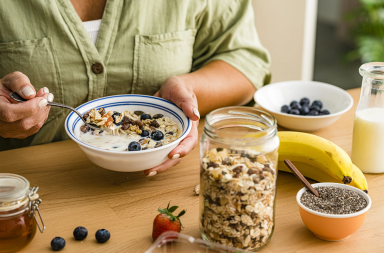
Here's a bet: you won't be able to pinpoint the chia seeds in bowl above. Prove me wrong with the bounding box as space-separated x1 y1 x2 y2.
300 186 368 215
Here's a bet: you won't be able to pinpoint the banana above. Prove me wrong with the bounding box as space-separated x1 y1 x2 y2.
277 131 368 193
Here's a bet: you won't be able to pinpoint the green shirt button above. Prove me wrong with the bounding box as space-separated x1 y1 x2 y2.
92 63 103 74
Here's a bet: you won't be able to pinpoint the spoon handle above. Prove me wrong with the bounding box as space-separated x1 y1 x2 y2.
47 102 84 120
284 159 320 197
9 92 109 131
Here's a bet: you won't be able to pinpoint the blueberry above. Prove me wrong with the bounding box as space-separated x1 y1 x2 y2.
312 100 323 110
140 114 152 121
291 103 301 110
310 105 321 112
73 226 88 240
112 113 122 126
95 229 110 243
301 105 310 115
290 101 299 107
309 110 319 116
289 109 300 115
151 130 164 141
128 141 141 151
281 105 291 113
140 130 150 137
320 110 330 115
300 97 310 106
51 237 65 251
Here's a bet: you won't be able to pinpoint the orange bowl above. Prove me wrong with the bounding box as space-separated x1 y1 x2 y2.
296 183 371 241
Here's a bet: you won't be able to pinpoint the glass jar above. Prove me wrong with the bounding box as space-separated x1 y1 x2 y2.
352 62 384 173
0 174 45 253
199 107 279 251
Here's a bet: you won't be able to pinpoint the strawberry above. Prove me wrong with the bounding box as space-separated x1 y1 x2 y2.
152 202 186 241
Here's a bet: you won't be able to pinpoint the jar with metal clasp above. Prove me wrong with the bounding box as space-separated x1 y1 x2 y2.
0 173 45 252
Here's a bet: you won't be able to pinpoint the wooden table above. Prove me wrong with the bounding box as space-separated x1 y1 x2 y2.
2 88 383 252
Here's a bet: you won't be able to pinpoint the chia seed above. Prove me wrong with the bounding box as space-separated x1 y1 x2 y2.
300 186 368 215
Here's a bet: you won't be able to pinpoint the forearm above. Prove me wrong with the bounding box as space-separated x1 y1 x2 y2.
178 60 256 116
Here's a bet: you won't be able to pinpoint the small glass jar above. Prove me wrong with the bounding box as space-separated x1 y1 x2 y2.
0 174 45 253
199 107 279 251
352 62 384 173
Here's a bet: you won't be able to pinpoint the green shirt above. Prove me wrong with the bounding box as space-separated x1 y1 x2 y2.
0 0 270 151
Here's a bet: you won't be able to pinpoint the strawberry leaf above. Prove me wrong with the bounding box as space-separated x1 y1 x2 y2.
177 210 186 218
158 208 169 214
168 206 179 213
166 202 170 209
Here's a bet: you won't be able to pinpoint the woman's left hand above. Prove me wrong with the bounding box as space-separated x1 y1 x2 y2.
144 76 200 176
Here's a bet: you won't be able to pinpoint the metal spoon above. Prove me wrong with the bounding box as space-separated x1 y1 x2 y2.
9 92 110 132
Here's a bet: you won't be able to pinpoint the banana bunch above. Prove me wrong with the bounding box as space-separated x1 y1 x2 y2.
277 131 368 193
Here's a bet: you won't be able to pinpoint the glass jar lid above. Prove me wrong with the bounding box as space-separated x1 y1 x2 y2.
0 173 30 204
204 107 277 147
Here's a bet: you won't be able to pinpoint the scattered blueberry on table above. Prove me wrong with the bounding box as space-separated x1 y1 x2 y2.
95 229 111 243
73 226 88 240
51 237 66 251
281 98 329 116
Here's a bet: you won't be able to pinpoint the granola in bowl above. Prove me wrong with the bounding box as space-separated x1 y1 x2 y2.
79 108 181 151
200 147 276 251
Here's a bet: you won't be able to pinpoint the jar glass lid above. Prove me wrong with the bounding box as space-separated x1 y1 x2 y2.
0 173 30 203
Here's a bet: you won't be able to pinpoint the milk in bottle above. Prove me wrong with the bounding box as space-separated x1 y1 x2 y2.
351 62 384 173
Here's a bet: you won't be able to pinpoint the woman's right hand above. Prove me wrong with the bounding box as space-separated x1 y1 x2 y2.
0 71 54 139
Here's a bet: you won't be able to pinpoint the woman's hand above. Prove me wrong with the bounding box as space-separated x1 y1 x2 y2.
0 71 54 139
144 76 200 176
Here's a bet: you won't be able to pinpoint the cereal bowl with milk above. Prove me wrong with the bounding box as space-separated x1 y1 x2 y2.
65 95 192 172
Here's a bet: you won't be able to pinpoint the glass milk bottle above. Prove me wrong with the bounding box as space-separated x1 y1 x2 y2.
352 62 384 173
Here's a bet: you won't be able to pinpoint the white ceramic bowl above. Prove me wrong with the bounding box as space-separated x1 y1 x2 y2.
254 81 354 132
65 95 192 172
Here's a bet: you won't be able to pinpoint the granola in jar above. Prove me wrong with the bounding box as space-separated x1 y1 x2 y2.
200 148 276 251
79 108 181 151
199 107 279 251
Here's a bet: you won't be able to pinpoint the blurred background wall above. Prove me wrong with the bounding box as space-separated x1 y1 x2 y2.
252 0 315 83
253 0 374 90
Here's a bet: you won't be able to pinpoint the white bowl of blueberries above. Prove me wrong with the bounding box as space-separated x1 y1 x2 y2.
254 80 354 132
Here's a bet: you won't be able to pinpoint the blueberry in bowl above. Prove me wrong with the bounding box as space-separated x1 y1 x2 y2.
289 109 300 115
301 105 310 115
140 113 152 121
151 130 164 141
281 105 291 113
128 141 142 151
312 100 323 110
300 97 310 106
140 130 150 137
254 80 354 132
